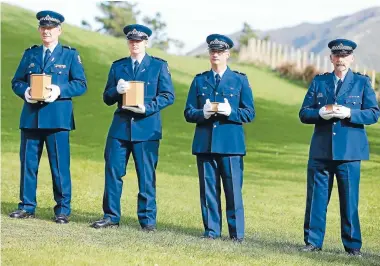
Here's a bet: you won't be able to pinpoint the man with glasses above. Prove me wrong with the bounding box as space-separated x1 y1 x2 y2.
299 38 380 256
10 10 87 224
184 34 255 242
91 24 175 230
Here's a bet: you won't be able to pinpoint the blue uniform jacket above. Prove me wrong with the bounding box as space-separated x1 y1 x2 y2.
103 54 175 141
299 69 380 160
11 43 87 130
184 67 255 155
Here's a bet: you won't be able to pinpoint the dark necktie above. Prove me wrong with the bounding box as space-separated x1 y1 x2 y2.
335 79 343 96
215 74 221 88
134 60 140 76
44 49 51 67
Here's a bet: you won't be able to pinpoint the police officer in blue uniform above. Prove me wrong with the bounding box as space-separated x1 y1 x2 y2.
9 10 87 224
184 34 255 242
300 39 380 256
91 24 175 230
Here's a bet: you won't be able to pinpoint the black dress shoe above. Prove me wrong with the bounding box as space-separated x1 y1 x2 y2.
346 248 362 257
301 244 322 252
231 237 244 243
201 235 217 240
9 209 35 219
54 214 69 224
90 218 119 229
141 225 156 232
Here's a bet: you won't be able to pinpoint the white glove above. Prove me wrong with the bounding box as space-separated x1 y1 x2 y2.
217 98 232 116
122 104 146 114
319 106 334 120
45 84 61 103
333 105 351 119
203 99 214 119
117 79 130 94
24 87 37 103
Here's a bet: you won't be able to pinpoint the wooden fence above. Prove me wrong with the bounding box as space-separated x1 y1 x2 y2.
238 38 377 90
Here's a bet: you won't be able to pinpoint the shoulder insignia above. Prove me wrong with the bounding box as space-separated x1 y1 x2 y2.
62 45 76 50
151 56 167 63
196 71 208 77
25 45 38 51
113 57 128 64
354 72 370 78
317 72 329 76
233 70 246 76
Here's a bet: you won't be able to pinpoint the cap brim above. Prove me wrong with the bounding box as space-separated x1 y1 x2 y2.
126 35 148 41
208 45 228 51
39 21 60 27
331 50 353 56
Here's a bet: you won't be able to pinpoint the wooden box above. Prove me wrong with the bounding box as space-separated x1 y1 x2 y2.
210 102 219 112
30 74 51 101
122 81 144 107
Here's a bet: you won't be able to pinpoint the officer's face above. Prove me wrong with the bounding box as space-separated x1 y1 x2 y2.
38 26 62 44
209 49 230 66
128 40 148 56
330 54 354 72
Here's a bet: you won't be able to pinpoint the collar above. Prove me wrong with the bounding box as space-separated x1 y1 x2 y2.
43 42 58 54
131 53 146 65
212 67 227 79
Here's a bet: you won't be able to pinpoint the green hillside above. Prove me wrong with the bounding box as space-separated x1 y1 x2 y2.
1 3 380 265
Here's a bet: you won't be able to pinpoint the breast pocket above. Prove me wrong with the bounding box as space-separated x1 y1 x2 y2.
197 87 213 106
50 67 69 84
344 98 362 109
316 96 328 107
145 81 157 97
222 88 240 105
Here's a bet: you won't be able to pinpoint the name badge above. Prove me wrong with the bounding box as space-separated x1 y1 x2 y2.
317 93 323 98
54 64 67 69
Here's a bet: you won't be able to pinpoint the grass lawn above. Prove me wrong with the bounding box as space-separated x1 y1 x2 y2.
1 3 380 265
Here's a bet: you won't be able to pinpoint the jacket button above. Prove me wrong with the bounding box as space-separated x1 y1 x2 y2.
230 94 233 97
59 71 62 74
318 102 320 105
202 93 205 96
131 117 134 121
29 71 32 73
215 92 218 95
333 122 336 125
333 132 336 135
213 125 216 128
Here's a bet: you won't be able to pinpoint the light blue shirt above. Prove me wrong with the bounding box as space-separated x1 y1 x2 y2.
42 42 58 62
131 53 146 72
212 67 227 82
333 72 347 92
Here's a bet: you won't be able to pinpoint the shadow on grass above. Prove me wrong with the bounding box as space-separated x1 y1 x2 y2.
2 201 380 264
1 201 201 237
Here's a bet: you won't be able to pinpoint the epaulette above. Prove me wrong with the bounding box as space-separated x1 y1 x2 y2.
354 72 370 78
151 56 167 63
233 70 246 76
25 45 38 51
317 72 329 76
196 71 208 77
113 57 128 64
62 45 76 50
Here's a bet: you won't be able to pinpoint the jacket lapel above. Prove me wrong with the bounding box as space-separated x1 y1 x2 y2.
43 43 63 71
217 67 233 92
336 69 354 98
204 70 215 89
123 57 134 80
324 72 335 98
134 54 151 81
30 45 43 71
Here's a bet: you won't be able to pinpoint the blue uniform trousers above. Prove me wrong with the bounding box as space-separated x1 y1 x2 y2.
103 137 159 227
196 154 244 239
304 159 362 250
18 129 71 216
